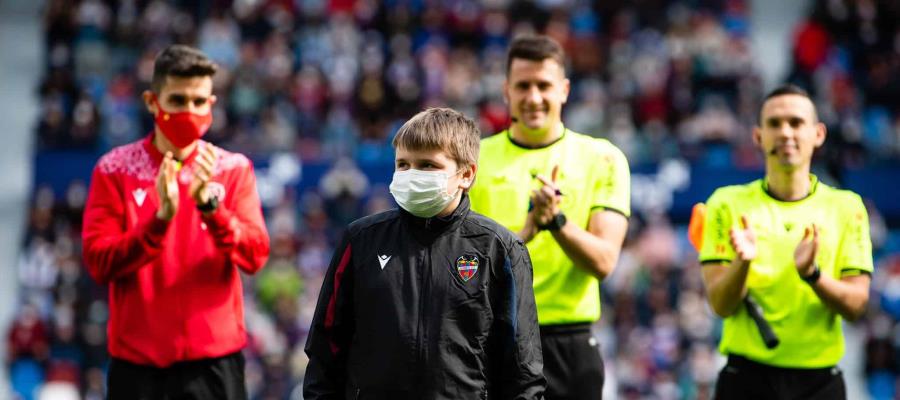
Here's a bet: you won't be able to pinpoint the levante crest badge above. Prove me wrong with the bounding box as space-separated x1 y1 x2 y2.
456 255 479 282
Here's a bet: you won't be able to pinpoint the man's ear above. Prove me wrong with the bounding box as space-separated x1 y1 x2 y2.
561 78 570 105
142 90 157 115
752 126 762 148
502 80 510 105
814 121 827 148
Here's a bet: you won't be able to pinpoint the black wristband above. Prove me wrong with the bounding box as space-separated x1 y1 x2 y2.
801 264 821 285
538 212 567 231
197 196 219 213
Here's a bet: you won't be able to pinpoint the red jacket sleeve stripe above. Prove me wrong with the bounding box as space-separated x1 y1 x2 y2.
324 244 352 355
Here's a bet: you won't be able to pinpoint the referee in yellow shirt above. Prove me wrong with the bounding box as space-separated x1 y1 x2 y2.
469 35 630 399
699 84 872 399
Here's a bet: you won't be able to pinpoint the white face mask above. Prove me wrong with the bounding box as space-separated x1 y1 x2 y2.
389 169 461 218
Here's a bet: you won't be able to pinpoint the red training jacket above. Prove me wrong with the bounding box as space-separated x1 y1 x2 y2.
82 135 270 367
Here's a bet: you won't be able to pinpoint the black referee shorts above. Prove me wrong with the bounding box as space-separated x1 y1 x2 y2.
107 351 247 400
540 323 604 400
714 355 846 400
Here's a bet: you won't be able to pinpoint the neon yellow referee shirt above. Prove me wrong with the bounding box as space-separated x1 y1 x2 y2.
699 176 873 368
469 128 630 325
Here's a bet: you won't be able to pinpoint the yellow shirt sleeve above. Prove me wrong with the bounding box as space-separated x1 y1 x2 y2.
699 189 735 264
836 194 874 275
591 143 631 217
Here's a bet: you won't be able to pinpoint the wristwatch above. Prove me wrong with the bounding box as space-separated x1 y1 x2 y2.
196 195 219 213
538 212 567 231
801 264 821 285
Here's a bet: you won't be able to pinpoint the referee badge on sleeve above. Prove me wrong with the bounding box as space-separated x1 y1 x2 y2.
456 255 479 282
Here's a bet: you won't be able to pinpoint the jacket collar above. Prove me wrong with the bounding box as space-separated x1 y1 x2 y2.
143 133 202 165
400 193 470 243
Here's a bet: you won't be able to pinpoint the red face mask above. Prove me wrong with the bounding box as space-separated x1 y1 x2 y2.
153 97 213 148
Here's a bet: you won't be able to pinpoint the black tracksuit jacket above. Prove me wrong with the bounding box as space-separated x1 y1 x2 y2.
303 195 545 400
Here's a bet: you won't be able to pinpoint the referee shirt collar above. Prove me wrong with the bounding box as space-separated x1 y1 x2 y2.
506 126 568 150
761 174 819 203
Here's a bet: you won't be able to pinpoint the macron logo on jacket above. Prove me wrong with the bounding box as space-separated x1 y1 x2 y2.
132 188 147 207
378 254 391 269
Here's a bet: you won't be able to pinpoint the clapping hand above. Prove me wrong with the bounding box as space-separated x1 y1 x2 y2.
189 144 218 206
530 165 562 227
730 215 757 263
794 224 819 277
155 151 179 221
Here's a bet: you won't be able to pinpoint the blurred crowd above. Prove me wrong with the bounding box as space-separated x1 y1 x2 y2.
10 0 900 399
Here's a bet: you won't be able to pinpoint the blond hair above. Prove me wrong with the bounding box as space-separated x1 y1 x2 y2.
392 108 480 168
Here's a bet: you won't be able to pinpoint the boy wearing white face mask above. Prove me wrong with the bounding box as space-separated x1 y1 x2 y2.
304 108 546 400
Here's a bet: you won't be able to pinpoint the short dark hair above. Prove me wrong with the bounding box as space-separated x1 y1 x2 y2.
151 45 218 92
392 108 481 168
759 84 818 124
763 84 811 101
506 35 566 74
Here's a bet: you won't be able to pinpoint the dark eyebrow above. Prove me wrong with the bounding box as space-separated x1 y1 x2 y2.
168 94 209 101
515 78 551 86
766 115 805 123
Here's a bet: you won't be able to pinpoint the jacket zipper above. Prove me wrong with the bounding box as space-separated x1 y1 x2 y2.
416 242 432 392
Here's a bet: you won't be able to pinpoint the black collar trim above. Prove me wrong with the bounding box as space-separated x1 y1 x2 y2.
506 127 567 150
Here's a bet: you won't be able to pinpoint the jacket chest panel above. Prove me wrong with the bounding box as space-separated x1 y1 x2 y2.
353 232 492 311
